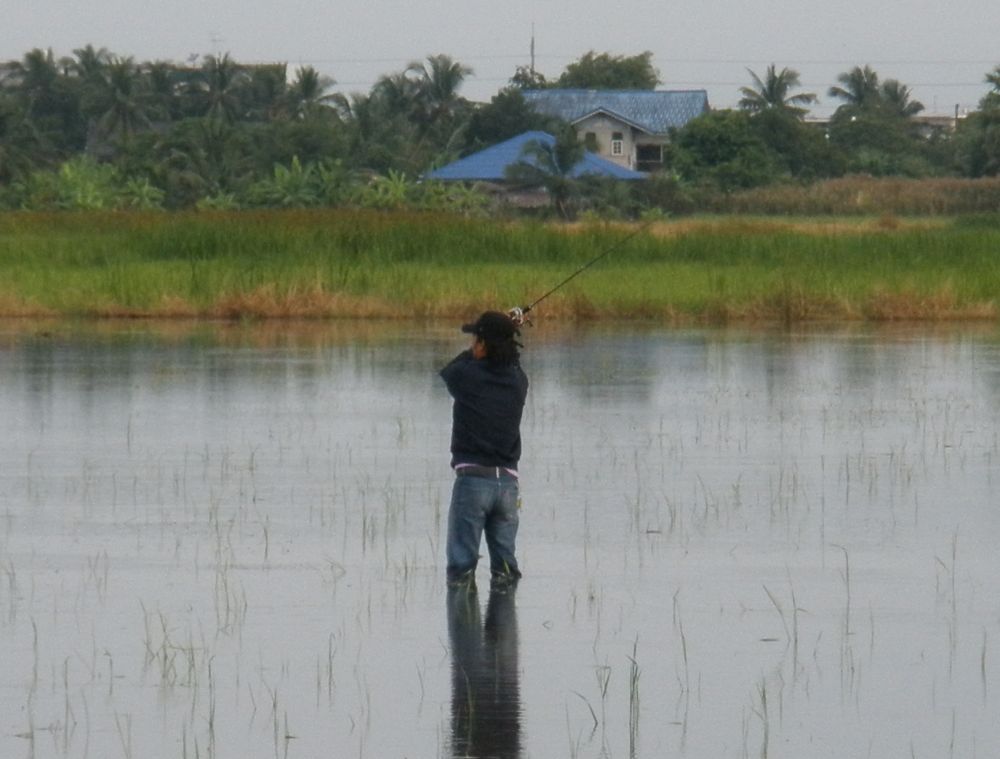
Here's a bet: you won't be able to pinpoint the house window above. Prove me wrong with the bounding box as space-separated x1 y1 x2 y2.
636 144 663 172
584 132 599 152
611 132 624 156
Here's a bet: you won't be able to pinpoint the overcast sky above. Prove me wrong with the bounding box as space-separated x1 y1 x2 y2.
3 0 998 118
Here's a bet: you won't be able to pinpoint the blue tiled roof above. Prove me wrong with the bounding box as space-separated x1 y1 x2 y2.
522 89 709 134
425 131 646 181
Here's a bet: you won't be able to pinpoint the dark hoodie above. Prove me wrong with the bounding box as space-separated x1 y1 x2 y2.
440 350 528 470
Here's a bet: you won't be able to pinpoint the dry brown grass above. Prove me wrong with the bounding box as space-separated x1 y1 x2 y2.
0 292 58 318
208 286 405 320
862 288 997 321
527 286 999 326
716 176 1000 216
2 290 995 325
561 215 947 241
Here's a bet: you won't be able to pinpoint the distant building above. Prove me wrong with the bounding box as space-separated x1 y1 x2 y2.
804 110 969 138
522 89 710 172
424 130 645 207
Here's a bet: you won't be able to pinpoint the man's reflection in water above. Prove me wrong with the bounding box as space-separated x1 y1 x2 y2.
447 582 522 759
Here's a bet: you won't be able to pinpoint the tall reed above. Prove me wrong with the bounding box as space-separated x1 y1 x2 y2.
1 210 999 322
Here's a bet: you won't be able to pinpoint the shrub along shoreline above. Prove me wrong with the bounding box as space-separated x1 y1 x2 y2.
1 209 999 324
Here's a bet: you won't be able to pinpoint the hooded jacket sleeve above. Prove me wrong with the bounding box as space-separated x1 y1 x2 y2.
439 349 474 394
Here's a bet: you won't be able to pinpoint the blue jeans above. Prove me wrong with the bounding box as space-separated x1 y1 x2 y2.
446 473 520 581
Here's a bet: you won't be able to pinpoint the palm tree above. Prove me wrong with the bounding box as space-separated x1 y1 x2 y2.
245 63 288 121
880 79 924 118
70 45 112 85
288 66 336 120
145 61 183 121
10 48 91 154
98 57 150 144
828 65 882 112
982 65 1000 110
412 54 472 125
830 66 923 122
739 64 817 116
0 92 37 181
506 126 585 219
197 54 247 123
70 45 114 124
15 48 60 117
335 89 421 174
371 70 420 118
158 117 253 201
988 65 1000 91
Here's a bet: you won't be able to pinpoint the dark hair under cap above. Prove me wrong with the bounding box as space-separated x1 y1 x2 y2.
461 311 517 341
461 311 522 364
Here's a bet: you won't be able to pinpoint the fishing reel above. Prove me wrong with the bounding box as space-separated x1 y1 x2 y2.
507 306 532 328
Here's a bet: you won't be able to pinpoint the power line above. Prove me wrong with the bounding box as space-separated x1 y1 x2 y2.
329 74 992 89
264 52 1000 68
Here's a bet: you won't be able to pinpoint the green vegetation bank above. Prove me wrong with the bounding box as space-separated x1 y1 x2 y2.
3 211 1000 322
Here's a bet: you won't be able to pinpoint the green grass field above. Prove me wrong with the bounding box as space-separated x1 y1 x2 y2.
2 210 999 323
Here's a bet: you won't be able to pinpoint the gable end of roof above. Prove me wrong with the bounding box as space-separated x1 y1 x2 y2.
570 108 654 135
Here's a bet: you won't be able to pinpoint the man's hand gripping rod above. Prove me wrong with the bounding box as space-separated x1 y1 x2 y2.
507 220 656 326
507 306 529 327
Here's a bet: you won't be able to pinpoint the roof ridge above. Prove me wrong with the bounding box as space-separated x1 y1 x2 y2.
524 88 709 96
522 89 710 134
424 130 645 182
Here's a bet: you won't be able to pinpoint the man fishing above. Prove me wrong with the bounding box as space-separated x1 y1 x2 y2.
440 310 528 589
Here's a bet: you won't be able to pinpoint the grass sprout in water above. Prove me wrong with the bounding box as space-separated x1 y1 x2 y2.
1 321 998 758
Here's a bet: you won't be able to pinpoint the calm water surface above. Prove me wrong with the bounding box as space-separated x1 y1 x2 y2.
1 320 998 759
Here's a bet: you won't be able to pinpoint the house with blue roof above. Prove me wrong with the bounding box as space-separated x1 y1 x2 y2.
425 130 646 183
522 89 710 173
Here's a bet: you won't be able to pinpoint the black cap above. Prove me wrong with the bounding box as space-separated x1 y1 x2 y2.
461 311 516 341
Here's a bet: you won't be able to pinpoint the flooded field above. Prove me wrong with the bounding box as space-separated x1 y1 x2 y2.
1 320 998 759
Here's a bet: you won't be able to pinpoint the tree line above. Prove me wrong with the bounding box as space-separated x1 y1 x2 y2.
0 46 999 213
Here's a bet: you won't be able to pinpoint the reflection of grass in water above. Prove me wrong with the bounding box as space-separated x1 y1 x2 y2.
983 631 989 702
628 639 641 757
2 560 18 624
5 330 999 758
559 378 991 756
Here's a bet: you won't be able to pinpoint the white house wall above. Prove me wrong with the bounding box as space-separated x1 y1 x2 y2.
574 114 666 171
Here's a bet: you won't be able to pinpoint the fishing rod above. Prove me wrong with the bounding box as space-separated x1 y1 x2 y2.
508 219 657 325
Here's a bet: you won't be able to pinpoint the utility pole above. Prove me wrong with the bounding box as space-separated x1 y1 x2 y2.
530 23 535 76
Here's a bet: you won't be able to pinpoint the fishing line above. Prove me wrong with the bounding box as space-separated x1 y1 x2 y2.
516 219 657 318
